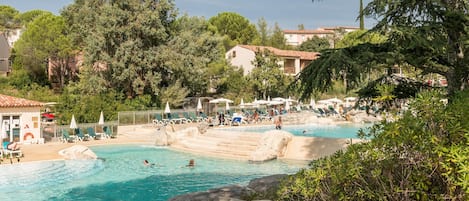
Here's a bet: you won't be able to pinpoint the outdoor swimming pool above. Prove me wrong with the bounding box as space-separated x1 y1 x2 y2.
0 145 307 201
217 123 371 139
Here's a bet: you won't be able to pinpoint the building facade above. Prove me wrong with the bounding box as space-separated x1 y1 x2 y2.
283 26 360 47
226 45 319 76
0 94 44 143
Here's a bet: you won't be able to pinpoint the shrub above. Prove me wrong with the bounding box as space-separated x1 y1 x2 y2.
277 90 469 200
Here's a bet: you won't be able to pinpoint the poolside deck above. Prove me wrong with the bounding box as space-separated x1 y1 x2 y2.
10 112 373 164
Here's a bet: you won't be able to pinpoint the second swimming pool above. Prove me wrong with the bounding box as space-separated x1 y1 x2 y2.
215 123 370 139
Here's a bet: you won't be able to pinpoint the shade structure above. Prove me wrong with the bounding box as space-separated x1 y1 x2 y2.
197 98 202 111
285 98 291 111
70 115 77 129
209 98 233 104
326 97 343 104
164 102 171 114
310 98 316 109
98 111 105 125
240 98 245 109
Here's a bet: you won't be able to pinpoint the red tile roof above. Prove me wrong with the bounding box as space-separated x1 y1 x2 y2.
283 29 334 34
0 94 44 108
238 45 320 60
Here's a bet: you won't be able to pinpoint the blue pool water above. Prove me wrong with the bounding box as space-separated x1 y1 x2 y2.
217 123 370 139
0 145 307 201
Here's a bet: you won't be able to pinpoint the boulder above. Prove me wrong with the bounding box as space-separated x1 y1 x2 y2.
168 174 289 201
59 145 97 160
249 131 293 162
247 174 287 194
168 185 254 201
155 126 200 146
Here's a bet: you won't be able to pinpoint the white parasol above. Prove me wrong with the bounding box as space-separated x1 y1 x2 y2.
310 98 316 109
285 98 291 111
70 115 77 129
197 98 202 111
240 98 245 109
98 111 104 125
164 102 171 114
209 98 234 104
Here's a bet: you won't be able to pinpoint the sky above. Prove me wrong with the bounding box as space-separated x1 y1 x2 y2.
1 0 376 30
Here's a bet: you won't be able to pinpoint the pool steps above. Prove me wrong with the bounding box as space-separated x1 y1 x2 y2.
170 130 263 160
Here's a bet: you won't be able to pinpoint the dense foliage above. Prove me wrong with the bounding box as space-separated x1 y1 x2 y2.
298 0 469 99
277 89 469 200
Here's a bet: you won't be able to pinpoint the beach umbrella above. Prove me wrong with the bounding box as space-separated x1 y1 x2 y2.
285 98 291 111
70 115 77 129
209 98 233 104
197 98 202 111
98 111 105 125
326 97 343 104
164 102 171 114
240 98 245 109
310 98 316 109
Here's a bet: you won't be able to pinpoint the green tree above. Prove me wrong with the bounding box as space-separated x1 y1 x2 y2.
254 17 269 46
248 49 290 99
0 5 20 31
301 0 469 99
268 23 286 49
13 12 74 87
366 0 469 97
19 10 49 25
63 0 178 100
208 12 259 50
298 36 330 52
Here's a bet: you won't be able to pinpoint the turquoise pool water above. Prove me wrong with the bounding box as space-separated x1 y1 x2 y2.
217 123 370 139
0 145 307 201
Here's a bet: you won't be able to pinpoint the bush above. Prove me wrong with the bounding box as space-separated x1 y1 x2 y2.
277 90 469 200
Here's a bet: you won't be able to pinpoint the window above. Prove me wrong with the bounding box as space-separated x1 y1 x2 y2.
232 51 236 58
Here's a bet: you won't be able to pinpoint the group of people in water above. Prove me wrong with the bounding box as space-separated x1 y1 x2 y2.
143 159 195 168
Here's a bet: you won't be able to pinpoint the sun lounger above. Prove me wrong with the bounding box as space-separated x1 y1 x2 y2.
87 127 102 140
2 141 23 163
60 129 77 143
75 128 87 141
103 126 115 138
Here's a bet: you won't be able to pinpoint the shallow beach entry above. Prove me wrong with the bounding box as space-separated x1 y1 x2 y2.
0 145 306 201
216 123 370 138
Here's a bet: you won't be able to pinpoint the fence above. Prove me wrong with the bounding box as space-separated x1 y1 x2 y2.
41 121 118 143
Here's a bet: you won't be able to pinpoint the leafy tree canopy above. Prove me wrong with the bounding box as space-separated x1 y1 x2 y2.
298 36 330 52
298 0 469 100
0 5 20 30
208 12 259 50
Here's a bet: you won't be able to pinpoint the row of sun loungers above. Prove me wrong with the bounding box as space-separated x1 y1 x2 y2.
152 111 206 125
60 126 114 143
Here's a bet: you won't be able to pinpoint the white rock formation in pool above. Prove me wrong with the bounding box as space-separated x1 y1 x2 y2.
156 125 293 162
59 145 97 160
249 130 293 161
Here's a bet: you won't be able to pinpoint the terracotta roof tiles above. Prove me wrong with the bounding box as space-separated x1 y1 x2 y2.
0 94 44 108
238 45 320 60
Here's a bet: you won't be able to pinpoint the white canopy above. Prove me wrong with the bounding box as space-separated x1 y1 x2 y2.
98 111 104 125
70 115 77 129
209 98 234 104
164 102 171 113
197 98 203 111
345 97 357 101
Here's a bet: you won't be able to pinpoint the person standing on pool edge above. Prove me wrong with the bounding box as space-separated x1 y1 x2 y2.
274 116 282 130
